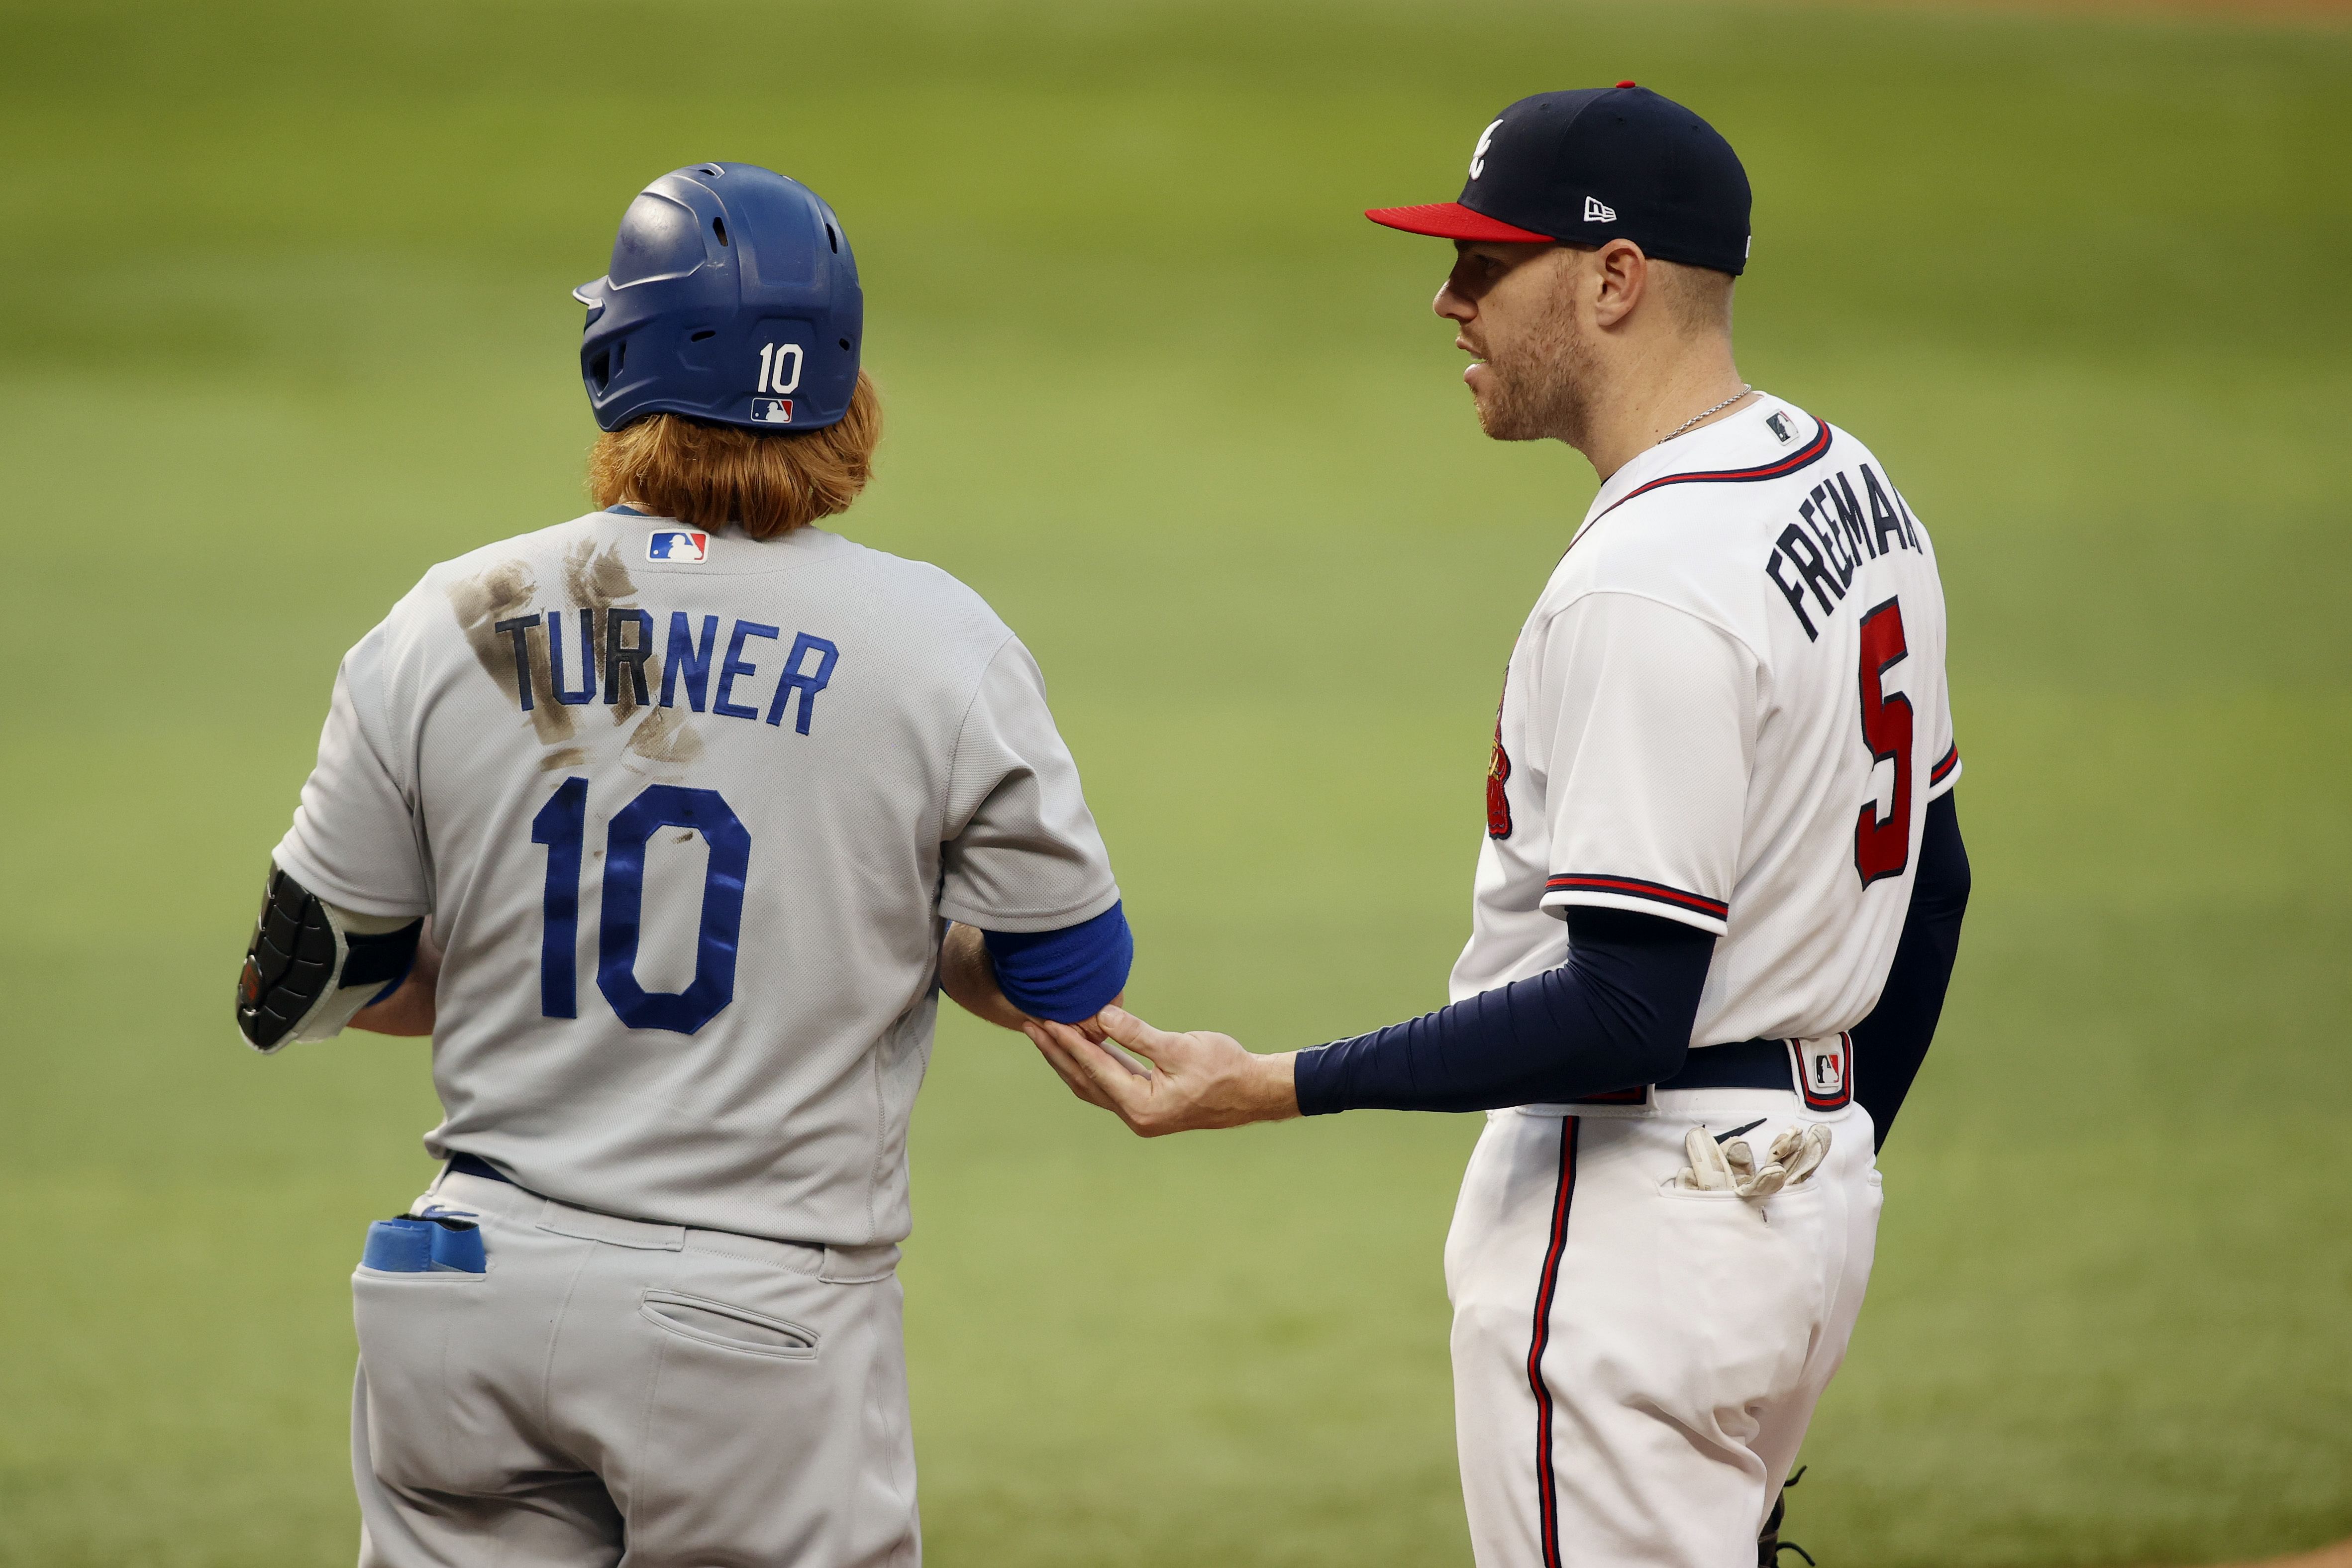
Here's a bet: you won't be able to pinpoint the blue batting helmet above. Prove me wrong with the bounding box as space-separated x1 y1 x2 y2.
574 162 863 433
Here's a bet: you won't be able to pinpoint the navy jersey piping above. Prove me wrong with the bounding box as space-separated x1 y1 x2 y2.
1544 872 1728 922
1590 416 1834 525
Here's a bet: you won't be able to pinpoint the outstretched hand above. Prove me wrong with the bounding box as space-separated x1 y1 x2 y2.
1024 1006 1300 1136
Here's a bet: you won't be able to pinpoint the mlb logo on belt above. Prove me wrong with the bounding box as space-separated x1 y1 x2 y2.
1793 1034 1852 1111
647 529 710 563
751 397 794 424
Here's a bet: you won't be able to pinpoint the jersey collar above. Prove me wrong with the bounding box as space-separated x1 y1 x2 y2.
1573 393 1824 541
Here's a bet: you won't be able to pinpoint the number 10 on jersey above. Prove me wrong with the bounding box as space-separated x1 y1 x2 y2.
530 778 751 1035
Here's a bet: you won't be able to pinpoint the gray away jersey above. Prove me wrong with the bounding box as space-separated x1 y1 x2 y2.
272 511 1120 1246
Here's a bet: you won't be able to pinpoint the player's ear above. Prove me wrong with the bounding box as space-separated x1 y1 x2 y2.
1590 239 1648 329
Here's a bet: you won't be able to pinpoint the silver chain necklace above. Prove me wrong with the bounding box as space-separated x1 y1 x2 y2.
1657 385 1752 446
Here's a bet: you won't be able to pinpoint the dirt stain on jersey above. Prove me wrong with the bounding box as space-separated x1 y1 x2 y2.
624 703 705 771
566 537 710 769
447 560 573 744
561 539 657 728
452 538 706 767
563 537 636 608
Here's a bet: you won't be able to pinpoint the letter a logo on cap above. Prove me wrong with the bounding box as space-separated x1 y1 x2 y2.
1469 119 1503 180
1584 196 1617 222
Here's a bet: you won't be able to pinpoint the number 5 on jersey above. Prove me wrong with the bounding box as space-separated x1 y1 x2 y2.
1852 597 1913 887
531 777 751 1034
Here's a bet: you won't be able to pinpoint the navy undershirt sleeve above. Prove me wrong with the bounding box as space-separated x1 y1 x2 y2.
1851 791 1970 1150
982 902 1134 1025
1292 907 1715 1116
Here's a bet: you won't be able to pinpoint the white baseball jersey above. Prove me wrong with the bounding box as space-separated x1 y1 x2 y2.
1452 394 1958 1049
273 509 1120 1246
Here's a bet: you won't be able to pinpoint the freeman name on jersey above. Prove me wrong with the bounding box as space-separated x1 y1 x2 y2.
1763 460 1925 642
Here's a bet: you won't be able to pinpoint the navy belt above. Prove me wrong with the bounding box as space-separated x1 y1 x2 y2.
1566 1035 1853 1110
446 1151 516 1186
1658 1037 1797 1092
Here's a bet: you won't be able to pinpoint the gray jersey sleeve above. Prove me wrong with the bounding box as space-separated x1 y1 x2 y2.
937 635 1119 932
271 618 432 919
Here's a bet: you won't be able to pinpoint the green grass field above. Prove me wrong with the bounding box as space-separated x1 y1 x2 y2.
3 0 2349 1563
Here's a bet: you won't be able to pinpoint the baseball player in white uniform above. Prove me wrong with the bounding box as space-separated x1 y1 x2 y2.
235 163 1134 1567
1026 88 1972 1567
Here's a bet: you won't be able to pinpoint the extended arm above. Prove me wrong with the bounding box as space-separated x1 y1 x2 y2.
1294 906 1712 1113
1027 905 1713 1135
1851 790 1970 1149
1029 596 1745 1134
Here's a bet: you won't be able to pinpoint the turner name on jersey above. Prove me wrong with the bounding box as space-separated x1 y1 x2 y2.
487 605 840 735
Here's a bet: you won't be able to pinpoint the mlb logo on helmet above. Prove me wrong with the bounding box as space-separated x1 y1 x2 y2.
648 529 710 562
751 397 794 424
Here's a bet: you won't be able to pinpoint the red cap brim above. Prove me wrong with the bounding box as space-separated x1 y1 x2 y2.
1364 202 1554 242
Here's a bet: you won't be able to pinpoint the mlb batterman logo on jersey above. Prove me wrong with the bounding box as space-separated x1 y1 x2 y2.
646 529 709 562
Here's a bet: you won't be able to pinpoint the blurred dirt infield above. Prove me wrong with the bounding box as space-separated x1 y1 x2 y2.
2219 1544 2352 1568
1876 0 2351 18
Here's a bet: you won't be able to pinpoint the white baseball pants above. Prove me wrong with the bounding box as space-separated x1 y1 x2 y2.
1445 1090 1881 1568
349 1169 920 1568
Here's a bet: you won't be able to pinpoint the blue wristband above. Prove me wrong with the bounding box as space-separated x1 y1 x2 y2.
982 902 1134 1024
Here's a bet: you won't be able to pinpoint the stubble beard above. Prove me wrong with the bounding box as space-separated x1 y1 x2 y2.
1473 289 1596 448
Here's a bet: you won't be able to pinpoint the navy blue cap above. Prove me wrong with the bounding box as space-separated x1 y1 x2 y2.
1368 85 1752 275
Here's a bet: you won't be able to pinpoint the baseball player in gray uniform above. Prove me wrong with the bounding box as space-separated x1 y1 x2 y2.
1028 89 1972 1566
235 162 1133 1568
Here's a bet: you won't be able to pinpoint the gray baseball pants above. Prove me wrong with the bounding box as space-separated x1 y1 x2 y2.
350 1168 919 1568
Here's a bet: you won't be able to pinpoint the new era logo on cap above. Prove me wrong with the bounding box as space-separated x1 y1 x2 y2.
648 529 710 562
751 397 794 424
1584 196 1616 222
